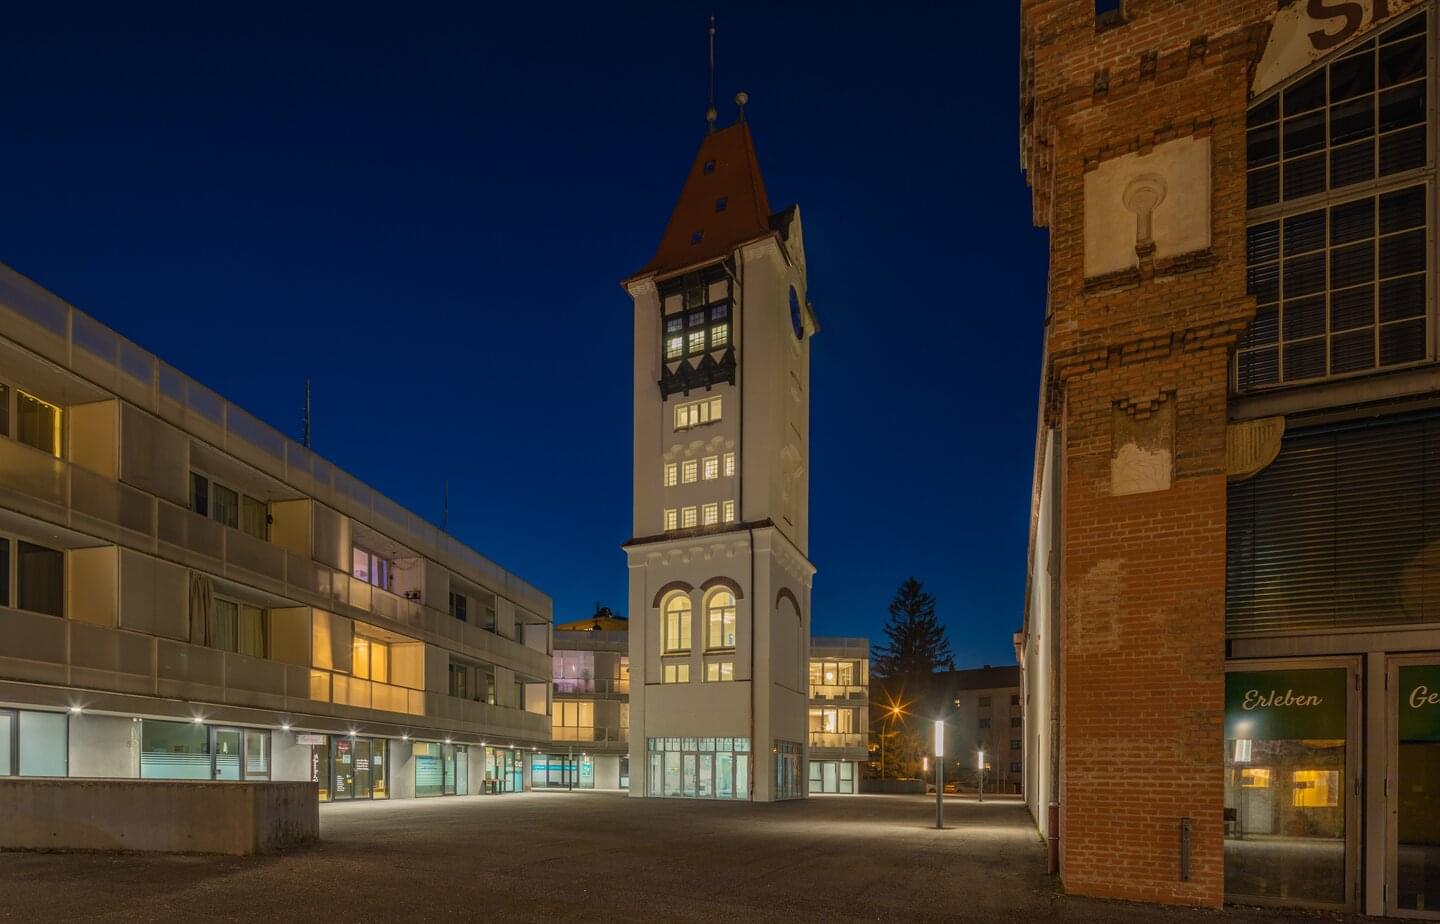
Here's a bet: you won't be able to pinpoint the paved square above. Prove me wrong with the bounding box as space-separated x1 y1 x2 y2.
0 792 1366 922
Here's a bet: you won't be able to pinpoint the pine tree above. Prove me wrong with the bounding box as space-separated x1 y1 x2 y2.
873 577 955 682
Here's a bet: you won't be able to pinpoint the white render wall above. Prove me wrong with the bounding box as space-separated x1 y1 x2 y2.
625 223 816 802
1022 430 1058 838
68 713 136 778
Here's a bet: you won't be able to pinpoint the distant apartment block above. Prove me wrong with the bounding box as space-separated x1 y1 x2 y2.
940 665 1022 794
0 263 552 800
807 637 868 794
539 609 630 789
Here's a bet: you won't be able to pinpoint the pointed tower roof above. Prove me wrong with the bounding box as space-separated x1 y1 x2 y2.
632 120 775 280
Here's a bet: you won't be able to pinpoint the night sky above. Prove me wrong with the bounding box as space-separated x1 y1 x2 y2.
0 4 1047 667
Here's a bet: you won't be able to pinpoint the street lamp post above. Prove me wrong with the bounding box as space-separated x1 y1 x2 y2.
977 749 985 803
934 720 945 830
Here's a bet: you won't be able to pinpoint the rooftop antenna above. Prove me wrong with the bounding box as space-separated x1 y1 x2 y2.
706 16 718 132
302 379 312 449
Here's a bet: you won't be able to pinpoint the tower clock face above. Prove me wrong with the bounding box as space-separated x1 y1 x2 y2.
788 287 804 340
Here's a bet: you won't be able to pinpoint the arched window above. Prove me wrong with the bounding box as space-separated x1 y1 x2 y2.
706 589 736 649
662 593 691 653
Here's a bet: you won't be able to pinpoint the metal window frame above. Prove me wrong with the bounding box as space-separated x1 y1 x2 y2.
1239 5 1437 394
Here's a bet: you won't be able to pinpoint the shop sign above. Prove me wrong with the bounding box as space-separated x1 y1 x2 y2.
1225 668 1347 740
296 734 324 746
1400 665 1440 742
1253 0 1421 95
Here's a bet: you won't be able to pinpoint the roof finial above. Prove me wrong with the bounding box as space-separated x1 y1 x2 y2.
706 16 718 133
735 90 749 122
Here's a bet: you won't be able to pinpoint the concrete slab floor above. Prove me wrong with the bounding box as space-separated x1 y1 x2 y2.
0 791 1373 922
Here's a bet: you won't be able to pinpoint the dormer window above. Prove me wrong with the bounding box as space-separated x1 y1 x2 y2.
715 196 728 212
703 160 716 174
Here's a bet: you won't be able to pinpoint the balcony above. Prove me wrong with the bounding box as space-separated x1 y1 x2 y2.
808 732 865 750
553 678 630 697
551 726 628 745
809 684 867 703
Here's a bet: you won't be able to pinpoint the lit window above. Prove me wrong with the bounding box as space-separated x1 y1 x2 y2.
681 506 697 528
352 636 390 684
675 396 722 430
710 323 729 348
663 594 691 652
664 508 678 531
352 546 392 590
659 269 732 378
666 336 684 360
702 456 718 480
663 663 691 683
1292 769 1340 807
722 500 736 523
702 503 718 526
687 330 706 355
723 452 736 476
663 463 678 487
1241 768 1271 788
682 460 698 484
706 661 734 682
706 589 736 648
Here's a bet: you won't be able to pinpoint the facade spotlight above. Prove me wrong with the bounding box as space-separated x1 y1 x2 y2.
69 705 82 715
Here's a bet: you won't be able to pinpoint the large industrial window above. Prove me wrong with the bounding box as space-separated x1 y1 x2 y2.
1240 9 1430 390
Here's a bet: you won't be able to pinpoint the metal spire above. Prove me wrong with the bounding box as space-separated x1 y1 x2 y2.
706 16 717 132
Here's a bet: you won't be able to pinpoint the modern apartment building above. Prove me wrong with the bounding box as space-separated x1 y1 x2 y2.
1017 0 1439 914
623 108 817 802
539 609 630 789
807 637 868 794
940 665 1022 795
0 262 552 801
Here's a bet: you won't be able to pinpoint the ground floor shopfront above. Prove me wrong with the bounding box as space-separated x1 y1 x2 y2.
0 706 539 802
1223 645 1440 917
807 759 859 794
532 752 628 789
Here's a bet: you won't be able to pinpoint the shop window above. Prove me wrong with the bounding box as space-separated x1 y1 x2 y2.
140 720 210 780
0 709 68 777
1292 769 1341 807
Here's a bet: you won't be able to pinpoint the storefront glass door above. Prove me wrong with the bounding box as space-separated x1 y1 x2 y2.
213 728 242 780
1223 662 1358 910
1390 659 1440 918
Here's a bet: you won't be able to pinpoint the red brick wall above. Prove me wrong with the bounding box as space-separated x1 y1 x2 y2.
1022 0 1276 908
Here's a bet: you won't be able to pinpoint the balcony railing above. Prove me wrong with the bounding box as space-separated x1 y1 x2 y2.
550 726 628 744
809 684 867 702
553 678 630 696
808 732 865 749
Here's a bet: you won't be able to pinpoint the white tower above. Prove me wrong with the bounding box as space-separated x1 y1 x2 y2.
623 112 817 802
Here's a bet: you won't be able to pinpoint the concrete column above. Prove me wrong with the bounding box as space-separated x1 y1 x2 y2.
389 739 415 799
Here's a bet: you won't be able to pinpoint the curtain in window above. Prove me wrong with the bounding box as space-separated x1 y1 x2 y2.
238 605 265 657
188 572 214 646
214 599 238 652
16 542 62 616
239 496 266 540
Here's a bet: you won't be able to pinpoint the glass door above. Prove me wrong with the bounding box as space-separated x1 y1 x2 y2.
1389 657 1440 918
243 730 270 780
456 746 469 795
212 728 241 780
682 753 697 797
333 737 355 799
353 739 373 799
1223 659 1359 911
823 761 839 793
698 754 713 798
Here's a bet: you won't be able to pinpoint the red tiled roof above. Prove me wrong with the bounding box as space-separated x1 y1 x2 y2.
632 120 774 280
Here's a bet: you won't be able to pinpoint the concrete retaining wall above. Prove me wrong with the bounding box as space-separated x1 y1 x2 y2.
0 779 318 855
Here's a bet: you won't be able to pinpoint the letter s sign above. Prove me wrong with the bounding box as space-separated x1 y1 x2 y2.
1307 0 1366 49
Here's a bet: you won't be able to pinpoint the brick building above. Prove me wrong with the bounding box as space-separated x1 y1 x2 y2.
1017 0 1439 916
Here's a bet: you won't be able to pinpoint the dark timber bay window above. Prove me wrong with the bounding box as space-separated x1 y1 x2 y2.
658 264 735 396
1241 10 1430 390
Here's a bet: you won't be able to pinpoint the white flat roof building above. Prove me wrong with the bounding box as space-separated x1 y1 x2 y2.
0 262 552 800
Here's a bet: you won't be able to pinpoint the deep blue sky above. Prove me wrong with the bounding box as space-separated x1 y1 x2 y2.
0 4 1046 667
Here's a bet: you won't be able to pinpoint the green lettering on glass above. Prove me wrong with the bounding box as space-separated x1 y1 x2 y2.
1225 669 1348 740
1399 665 1440 743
